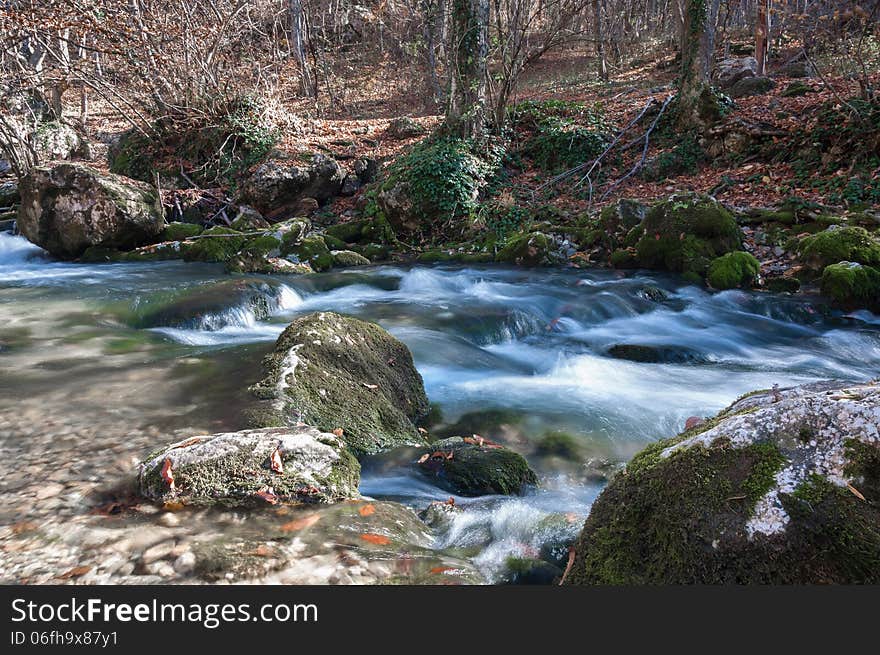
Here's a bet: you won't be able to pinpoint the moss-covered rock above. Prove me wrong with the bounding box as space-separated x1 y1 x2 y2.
610 248 638 268
282 234 333 271
534 431 582 460
632 194 741 277
249 312 430 455
229 205 269 232
707 251 761 289
137 426 360 505
798 226 880 271
564 380 880 584
495 231 564 267
416 436 538 496
161 222 203 242
820 261 880 311
182 226 246 263
325 219 369 244
332 250 371 267
728 76 775 98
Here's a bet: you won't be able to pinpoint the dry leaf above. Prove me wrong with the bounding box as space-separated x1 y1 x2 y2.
359 503 376 517
333 427 344 437
430 566 454 574
362 383 379 390
160 457 175 491
58 565 91 579
417 453 430 464
247 545 272 557
360 533 391 546
269 446 284 474
847 483 866 501
444 496 455 506
280 514 321 532
163 500 185 512
255 489 278 504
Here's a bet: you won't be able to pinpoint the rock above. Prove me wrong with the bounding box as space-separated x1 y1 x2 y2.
237 155 344 215
353 157 379 184
564 380 880 584
781 80 813 98
230 205 269 231
181 226 246 263
632 193 741 277
387 116 426 139
606 343 707 364
340 173 361 196
728 76 776 99
798 226 880 272
132 278 290 329
137 426 360 505
715 56 758 88
416 436 538 496
598 198 647 233
331 249 371 267
282 233 332 271
502 557 563 585
193 538 290 582
0 180 19 206
33 121 86 162
17 163 164 259
160 222 202 242
780 59 815 78
707 251 761 290
325 219 368 244
821 261 880 311
495 231 566 266
248 312 431 455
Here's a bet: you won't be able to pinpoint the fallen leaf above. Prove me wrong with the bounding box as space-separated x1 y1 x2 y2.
162 500 185 512
58 565 91 580
269 446 284 474
417 453 430 464
333 427 344 437
255 489 278 504
417 427 428 435
847 483 866 501
444 497 455 507
161 458 175 491
247 545 272 557
362 383 379 390
360 533 391 546
430 566 454 574
280 514 321 532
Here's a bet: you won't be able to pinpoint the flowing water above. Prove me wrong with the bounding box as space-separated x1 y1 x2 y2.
2 231 879 583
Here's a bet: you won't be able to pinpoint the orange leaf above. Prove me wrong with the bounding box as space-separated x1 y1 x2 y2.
333 427 344 437
58 565 91 579
359 503 376 516
160 457 175 491
360 533 391 545
847 483 866 501
430 566 454 574
417 453 430 464
269 446 284 474
163 500 185 512
255 490 278 505
280 514 321 532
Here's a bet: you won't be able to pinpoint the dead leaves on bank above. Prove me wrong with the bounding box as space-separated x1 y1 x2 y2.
280 513 321 532
360 533 391 546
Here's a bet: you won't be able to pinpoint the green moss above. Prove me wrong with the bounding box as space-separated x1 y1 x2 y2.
781 81 813 98
331 250 371 267
820 262 880 310
707 251 760 289
799 226 880 271
240 234 282 258
535 431 582 460
495 231 561 266
634 194 741 276
764 277 801 293
322 234 347 251
284 234 333 271
610 248 638 268
161 222 203 242
182 227 246 263
417 437 537 496
843 439 880 503
325 220 367 243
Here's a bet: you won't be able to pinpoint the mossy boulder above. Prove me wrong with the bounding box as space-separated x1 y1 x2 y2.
325 219 369 244
332 250 371 267
598 198 647 234
564 380 880 584
798 226 880 272
137 426 360 505
633 194 741 277
229 205 269 232
495 231 564 266
416 437 538 496
17 163 164 258
249 312 430 456
161 222 202 242
282 234 333 271
781 81 813 98
728 76 775 99
821 261 880 311
182 226 246 263
707 251 761 290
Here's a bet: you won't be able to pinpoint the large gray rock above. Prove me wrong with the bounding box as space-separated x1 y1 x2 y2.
237 154 344 215
564 380 880 584
137 426 360 505
17 163 163 258
716 56 758 88
248 311 431 456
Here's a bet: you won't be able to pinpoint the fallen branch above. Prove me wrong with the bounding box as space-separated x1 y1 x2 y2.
600 94 674 200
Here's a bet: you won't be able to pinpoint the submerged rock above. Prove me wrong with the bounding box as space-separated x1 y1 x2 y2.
17 163 163 258
606 343 707 364
416 436 538 496
137 426 360 505
249 311 430 455
564 380 880 584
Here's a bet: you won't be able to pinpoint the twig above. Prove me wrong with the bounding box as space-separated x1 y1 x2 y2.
800 48 863 124
600 94 674 200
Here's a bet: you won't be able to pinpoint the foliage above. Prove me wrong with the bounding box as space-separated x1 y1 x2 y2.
642 133 705 181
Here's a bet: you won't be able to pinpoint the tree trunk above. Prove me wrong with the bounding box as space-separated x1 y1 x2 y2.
593 0 609 82
755 0 770 76
289 0 314 97
446 0 489 140
677 0 722 129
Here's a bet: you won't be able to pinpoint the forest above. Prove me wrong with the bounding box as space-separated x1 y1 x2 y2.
0 0 878 587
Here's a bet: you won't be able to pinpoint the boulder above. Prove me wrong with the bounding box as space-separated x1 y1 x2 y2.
353 157 379 184
17 163 163 258
780 59 816 78
248 311 431 455
332 249 371 267
495 231 566 266
728 76 776 99
33 121 86 162
237 155 344 214
387 116 427 139
564 381 880 584
415 436 538 496
707 251 761 289
715 56 758 88
632 193 741 278
821 261 880 311
606 343 707 364
798 226 880 272
0 180 20 207
137 426 360 505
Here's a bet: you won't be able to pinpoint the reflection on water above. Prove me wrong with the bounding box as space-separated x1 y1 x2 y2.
1 231 879 582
